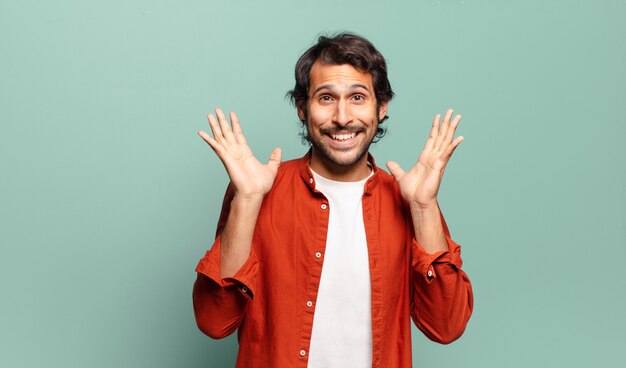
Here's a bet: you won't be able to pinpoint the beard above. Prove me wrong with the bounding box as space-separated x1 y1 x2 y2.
306 125 375 168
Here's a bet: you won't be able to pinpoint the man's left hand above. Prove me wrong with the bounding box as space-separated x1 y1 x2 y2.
386 108 463 209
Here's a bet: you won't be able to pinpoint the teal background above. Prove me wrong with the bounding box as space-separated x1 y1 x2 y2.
1 0 625 367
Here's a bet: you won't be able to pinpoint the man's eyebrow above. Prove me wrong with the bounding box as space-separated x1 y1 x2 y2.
311 83 371 95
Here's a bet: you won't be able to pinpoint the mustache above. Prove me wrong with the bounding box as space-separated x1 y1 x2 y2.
319 126 365 135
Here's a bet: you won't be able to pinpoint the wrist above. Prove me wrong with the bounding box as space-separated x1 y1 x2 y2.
409 201 448 253
409 201 441 229
409 199 438 213
232 193 265 208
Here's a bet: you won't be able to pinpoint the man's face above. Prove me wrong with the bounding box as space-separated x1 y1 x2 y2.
299 61 388 170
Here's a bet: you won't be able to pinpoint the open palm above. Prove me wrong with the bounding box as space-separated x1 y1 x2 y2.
198 108 281 199
386 109 463 207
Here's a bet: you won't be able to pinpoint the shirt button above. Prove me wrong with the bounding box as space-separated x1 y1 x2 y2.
315 252 322 259
309 178 313 184
241 286 248 293
427 270 433 278
320 203 327 210
306 301 313 307
299 349 306 357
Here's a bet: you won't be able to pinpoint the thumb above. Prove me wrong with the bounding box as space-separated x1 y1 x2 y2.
267 147 282 172
386 161 405 181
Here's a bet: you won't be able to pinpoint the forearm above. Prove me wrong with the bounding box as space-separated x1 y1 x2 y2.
409 202 448 254
219 194 264 278
192 190 261 339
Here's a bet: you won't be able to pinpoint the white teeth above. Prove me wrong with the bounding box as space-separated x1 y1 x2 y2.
331 132 356 141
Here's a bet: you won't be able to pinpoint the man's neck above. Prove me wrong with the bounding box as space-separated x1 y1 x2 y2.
309 149 372 182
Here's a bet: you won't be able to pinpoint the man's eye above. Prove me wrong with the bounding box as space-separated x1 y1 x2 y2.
320 95 332 102
352 95 365 101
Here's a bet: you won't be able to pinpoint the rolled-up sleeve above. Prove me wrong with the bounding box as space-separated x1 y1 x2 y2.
410 215 474 344
192 183 258 339
195 235 258 297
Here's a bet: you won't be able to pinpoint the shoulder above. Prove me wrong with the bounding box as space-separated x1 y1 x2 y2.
277 156 303 173
374 166 395 183
269 154 309 191
371 164 405 204
373 164 399 190
275 156 305 179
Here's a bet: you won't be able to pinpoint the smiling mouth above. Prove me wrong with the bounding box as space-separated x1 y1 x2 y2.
330 132 357 141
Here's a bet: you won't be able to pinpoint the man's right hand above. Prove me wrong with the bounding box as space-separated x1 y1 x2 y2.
198 108 282 200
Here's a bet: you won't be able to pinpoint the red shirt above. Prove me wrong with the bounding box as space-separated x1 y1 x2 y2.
193 152 473 367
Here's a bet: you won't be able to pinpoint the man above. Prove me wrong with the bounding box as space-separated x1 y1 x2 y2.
193 33 473 367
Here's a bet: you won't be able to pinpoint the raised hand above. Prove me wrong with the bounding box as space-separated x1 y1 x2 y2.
198 108 282 199
386 109 463 208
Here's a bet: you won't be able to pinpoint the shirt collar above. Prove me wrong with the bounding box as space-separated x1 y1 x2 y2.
298 149 381 194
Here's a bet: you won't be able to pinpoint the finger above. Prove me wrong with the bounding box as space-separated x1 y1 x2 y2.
442 114 462 148
267 147 282 173
386 161 406 181
442 136 464 161
423 114 440 151
198 130 223 154
434 108 454 151
230 111 248 145
216 108 236 144
207 113 224 143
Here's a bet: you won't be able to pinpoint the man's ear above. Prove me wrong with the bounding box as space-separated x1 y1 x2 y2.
378 101 389 121
297 104 306 122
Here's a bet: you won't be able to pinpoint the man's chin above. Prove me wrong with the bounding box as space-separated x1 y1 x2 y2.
318 147 369 168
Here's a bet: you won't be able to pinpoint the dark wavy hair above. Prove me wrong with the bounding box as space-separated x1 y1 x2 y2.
287 32 394 143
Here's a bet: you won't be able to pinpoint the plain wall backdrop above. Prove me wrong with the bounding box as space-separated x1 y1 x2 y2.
1 0 625 367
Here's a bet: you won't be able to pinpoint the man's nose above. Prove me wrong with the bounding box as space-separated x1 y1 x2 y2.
332 99 352 126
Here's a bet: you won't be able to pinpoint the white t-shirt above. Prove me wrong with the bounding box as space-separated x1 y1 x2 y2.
307 168 373 368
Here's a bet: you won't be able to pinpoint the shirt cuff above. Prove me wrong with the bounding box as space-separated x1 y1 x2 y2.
195 236 258 299
412 235 464 283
